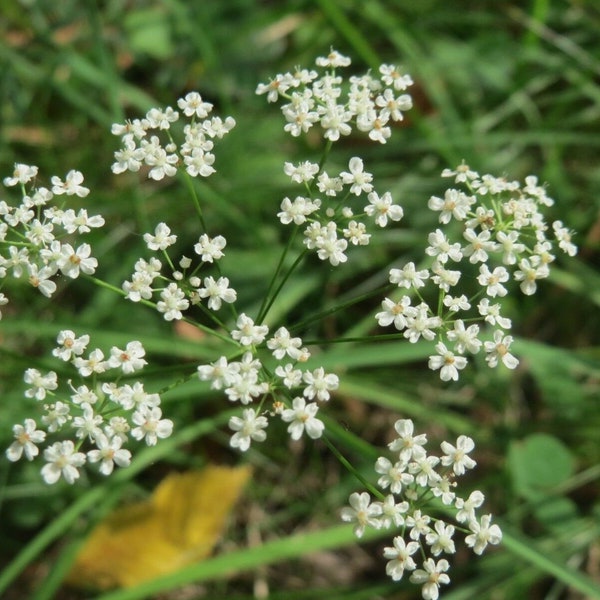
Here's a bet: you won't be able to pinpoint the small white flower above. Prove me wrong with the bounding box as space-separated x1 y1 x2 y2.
229 408 268 451
389 262 429 289
388 419 427 461
465 514 502 555
441 435 476 475
375 456 414 494
197 276 237 310
41 440 86 485
5 419 46 462
177 91 213 118
58 243 97 278
302 367 339 401
3 163 38 186
87 434 131 475
50 170 89 197
375 296 414 331
194 234 226 262
281 397 324 440
428 342 467 382
409 558 450 600
156 283 189 321
425 520 456 556
267 327 303 360
143 222 177 251
454 490 485 523
340 491 382 538
365 191 403 227
340 157 373 196
73 348 107 377
383 536 419 581
477 264 509 297
231 313 269 347
24 368 58 401
107 341 147 374
484 330 518 369
73 402 103 441
131 406 173 446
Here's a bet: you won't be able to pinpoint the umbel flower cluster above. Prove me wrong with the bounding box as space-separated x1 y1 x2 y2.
376 165 577 381
342 419 502 599
0 165 102 314
2 49 578 594
5 332 171 484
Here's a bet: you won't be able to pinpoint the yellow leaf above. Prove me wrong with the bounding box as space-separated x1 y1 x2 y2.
67 465 251 590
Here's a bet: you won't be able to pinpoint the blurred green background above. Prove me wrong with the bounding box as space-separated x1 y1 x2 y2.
1 1 599 599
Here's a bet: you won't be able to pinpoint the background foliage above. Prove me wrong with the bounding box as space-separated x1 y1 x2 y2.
1 0 599 598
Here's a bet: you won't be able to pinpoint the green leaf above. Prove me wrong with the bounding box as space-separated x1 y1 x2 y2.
508 433 575 501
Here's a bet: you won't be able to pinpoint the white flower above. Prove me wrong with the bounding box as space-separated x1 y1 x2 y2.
389 262 429 289
41 401 70 432
316 49 351 68
194 234 226 262
477 264 509 297
477 298 512 329
340 491 382 538
58 243 97 278
364 191 403 227
484 330 518 369
107 341 147 374
425 520 456 556
87 435 131 475
428 343 467 382
231 313 269 347
409 558 450 600
383 536 419 581
426 229 463 263
177 91 213 118
131 406 173 446
198 356 236 390
406 509 432 540
73 402 103 441
3 163 38 186
24 368 58 400
409 454 441 487
73 348 107 377
379 494 409 528
229 408 268 451
553 220 577 256
388 419 428 461
156 283 189 320
428 188 473 223
375 456 414 494
197 276 237 310
446 320 482 354
465 514 502 555
281 397 324 440
302 367 339 401
60 208 105 234
50 170 89 197
454 490 485 523
143 222 177 251
275 363 303 389
41 440 86 485
462 228 496 264
514 257 548 295
340 157 373 196
314 223 348 266
27 264 57 298
267 327 303 360
6 419 46 462
440 435 476 475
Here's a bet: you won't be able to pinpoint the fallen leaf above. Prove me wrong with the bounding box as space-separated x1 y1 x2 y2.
67 465 251 590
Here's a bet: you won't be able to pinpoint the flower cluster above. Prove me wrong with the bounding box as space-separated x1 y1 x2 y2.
257 49 413 143
5 331 172 484
111 91 235 180
198 317 339 450
0 165 102 315
375 164 577 380
277 156 404 266
257 50 411 267
122 221 237 321
341 418 502 599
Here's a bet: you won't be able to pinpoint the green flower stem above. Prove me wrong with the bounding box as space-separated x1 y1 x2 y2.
256 227 301 324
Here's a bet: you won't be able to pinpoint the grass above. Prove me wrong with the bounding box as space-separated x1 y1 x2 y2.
1 0 600 598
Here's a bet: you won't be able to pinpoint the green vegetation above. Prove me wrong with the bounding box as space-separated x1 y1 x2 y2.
1 1 599 598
